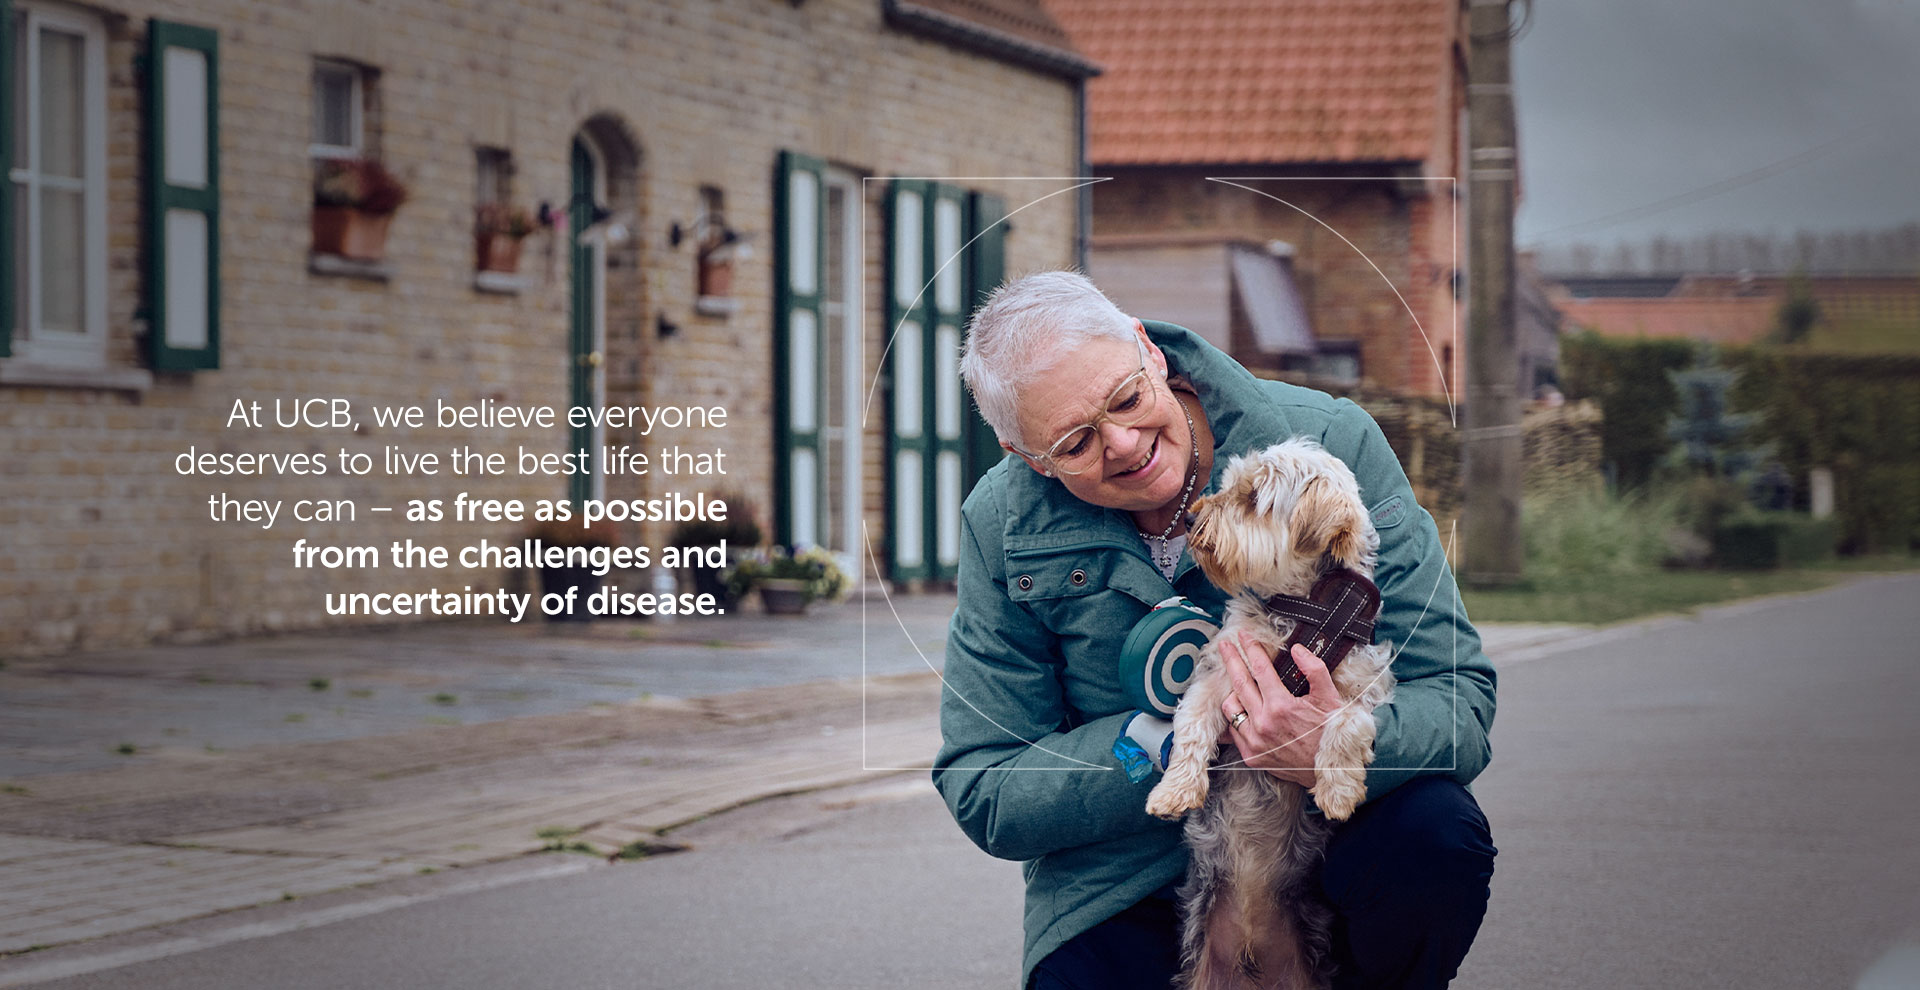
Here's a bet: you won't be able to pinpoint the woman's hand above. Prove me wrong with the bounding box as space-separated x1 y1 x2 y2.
1218 635 1343 788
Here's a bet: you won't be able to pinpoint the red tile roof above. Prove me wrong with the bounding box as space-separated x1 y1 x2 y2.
1045 0 1460 166
1555 298 1779 345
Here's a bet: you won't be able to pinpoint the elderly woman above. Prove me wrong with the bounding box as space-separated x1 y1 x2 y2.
932 271 1497 990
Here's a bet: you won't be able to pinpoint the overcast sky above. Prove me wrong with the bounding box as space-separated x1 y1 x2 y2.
1511 0 1920 250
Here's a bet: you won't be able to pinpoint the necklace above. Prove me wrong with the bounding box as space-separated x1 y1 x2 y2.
1139 393 1203 573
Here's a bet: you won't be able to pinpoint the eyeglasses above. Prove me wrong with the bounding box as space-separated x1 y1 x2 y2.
1019 337 1161 476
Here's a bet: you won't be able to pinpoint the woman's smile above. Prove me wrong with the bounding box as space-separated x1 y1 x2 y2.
1110 432 1161 479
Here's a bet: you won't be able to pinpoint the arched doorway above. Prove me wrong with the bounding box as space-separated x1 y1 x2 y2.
565 117 640 509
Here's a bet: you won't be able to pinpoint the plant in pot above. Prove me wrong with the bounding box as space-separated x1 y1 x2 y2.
725 545 849 616
526 518 616 622
668 494 762 608
474 202 536 273
313 158 410 261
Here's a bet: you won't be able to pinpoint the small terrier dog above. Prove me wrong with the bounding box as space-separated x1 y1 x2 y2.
1144 437 1395 990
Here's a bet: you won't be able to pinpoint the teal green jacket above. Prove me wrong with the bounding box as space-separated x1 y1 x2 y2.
931 322 1497 986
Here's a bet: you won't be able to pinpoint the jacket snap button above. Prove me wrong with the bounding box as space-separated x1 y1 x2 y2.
1016 575 1034 591
1070 569 1088 586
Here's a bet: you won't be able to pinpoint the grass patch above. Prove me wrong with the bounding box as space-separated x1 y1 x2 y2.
348 688 374 699
1469 484 1918 625
283 713 306 724
1464 568 1837 625
1467 553 1919 625
308 677 331 691
115 742 137 756
430 692 458 705
1 783 29 796
535 825 596 856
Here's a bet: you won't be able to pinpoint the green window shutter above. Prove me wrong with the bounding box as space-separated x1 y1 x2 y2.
885 179 931 582
773 151 827 548
886 180 970 582
0 0 14 358
145 19 220 370
926 182 969 581
962 191 1008 496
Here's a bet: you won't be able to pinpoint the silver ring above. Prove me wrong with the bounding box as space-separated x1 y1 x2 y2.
1229 711 1248 728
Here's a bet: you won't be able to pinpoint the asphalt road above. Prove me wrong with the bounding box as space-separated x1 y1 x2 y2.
13 574 1920 989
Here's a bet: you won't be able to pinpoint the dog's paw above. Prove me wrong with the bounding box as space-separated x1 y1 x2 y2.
1311 772 1367 821
1145 774 1207 820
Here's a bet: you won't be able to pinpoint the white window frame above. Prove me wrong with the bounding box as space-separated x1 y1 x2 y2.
824 168 864 559
7 1 110 369
309 58 362 160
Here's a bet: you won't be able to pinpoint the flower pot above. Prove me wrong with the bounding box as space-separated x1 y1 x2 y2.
538 565 602 622
756 578 810 616
697 255 733 297
476 232 523 273
313 205 394 261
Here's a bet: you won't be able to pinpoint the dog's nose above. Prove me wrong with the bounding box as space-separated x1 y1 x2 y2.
1181 510 1197 529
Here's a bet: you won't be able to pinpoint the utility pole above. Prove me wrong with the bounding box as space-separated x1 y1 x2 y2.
1463 0 1524 585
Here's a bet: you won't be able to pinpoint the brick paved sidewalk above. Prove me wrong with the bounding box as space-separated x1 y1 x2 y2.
0 669 945 956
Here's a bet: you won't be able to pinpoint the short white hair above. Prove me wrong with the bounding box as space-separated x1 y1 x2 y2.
960 270 1138 448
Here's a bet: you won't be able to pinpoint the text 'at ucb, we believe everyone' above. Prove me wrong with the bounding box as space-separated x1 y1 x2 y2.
223 397 727 435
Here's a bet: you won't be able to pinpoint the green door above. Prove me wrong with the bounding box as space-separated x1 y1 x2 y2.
567 138 598 509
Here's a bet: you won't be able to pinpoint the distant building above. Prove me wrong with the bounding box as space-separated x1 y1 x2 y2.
1546 272 1920 347
0 0 1094 655
1048 0 1468 396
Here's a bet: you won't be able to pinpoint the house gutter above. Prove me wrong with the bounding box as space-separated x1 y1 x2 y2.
1076 79 1090 270
881 0 1102 80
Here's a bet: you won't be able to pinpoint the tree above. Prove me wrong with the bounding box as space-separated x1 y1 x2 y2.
1667 344 1761 479
1772 270 1820 345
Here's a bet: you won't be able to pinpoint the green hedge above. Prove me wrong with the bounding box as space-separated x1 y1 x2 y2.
1558 331 1695 489
1727 350 1920 553
1557 332 1920 553
1712 512 1840 569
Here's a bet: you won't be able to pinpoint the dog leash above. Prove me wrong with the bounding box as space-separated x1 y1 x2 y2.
1261 568 1382 697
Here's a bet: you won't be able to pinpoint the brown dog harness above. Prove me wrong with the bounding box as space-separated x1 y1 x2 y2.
1262 568 1382 697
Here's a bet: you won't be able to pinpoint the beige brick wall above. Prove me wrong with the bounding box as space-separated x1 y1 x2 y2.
0 0 1078 656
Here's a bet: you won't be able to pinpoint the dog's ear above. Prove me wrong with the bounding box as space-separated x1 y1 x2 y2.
1289 477 1368 567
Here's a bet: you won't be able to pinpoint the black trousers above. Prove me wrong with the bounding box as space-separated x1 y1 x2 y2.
1028 776 1497 990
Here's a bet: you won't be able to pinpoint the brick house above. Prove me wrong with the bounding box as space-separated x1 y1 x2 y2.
1046 0 1466 397
0 0 1095 656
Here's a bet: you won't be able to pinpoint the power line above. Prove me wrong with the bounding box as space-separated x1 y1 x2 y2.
1525 124 1873 243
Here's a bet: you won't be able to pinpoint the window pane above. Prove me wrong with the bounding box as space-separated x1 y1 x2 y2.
935 323 961 439
789 308 816 432
892 191 922 307
791 449 818 549
895 451 923 566
312 66 355 149
164 48 209 189
934 198 962 311
787 170 817 294
825 186 846 306
937 451 961 566
39 27 85 180
165 209 210 348
893 322 921 436
40 187 85 334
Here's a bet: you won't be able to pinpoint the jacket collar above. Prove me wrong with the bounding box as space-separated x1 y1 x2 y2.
999 320 1301 552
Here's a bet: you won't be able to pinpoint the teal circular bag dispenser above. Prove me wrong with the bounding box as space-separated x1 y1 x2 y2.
1117 597 1219 716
